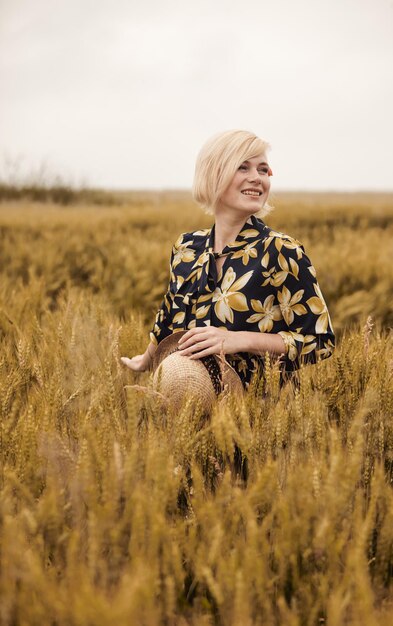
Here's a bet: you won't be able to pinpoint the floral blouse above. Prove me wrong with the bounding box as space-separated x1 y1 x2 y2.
150 214 335 388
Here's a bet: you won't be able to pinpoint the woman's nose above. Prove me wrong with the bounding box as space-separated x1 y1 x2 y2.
247 168 261 182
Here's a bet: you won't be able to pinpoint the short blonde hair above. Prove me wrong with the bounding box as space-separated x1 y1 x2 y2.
192 129 273 217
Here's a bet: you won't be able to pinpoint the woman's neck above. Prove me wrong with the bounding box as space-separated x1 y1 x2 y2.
213 211 251 253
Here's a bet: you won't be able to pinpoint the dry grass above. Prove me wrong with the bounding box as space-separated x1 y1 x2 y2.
0 192 392 625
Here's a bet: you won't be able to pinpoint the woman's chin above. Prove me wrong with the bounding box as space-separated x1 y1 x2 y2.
215 200 265 217
238 203 263 215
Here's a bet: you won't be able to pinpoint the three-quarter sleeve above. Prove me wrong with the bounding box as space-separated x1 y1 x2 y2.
273 242 335 370
149 245 177 346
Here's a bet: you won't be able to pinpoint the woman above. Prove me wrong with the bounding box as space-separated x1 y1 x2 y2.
121 130 335 388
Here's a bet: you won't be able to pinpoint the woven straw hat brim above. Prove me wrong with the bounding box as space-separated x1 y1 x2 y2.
152 330 189 371
152 331 244 410
153 352 217 411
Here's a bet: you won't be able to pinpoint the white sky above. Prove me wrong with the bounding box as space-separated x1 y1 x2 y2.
1 0 392 190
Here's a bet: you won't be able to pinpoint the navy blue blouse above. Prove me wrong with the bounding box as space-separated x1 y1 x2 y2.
150 214 335 388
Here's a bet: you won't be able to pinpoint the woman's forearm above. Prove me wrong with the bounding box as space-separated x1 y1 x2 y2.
231 330 286 357
144 341 157 367
120 340 158 372
146 341 157 359
177 327 287 360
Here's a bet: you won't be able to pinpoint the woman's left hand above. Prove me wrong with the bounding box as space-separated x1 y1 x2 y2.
177 327 241 359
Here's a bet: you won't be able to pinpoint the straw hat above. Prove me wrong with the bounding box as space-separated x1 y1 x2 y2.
152 330 244 412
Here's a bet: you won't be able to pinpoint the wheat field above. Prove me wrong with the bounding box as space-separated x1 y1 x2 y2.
0 192 392 625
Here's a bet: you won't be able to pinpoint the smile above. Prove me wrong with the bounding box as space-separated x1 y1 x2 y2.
241 190 262 196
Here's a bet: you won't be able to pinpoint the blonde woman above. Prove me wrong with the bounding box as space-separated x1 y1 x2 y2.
121 130 335 388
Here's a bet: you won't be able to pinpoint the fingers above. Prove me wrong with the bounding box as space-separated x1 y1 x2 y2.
178 339 211 356
178 327 219 349
120 356 145 371
178 327 206 345
178 334 208 351
188 346 218 359
120 357 136 370
178 328 227 358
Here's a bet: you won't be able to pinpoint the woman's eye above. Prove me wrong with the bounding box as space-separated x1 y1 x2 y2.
238 163 269 174
239 164 269 174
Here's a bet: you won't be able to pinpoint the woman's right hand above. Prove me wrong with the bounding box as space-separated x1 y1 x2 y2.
120 353 151 372
121 342 157 372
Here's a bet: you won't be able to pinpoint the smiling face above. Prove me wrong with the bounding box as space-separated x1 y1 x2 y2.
216 154 272 218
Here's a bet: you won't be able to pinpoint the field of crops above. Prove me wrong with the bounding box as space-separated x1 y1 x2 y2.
0 192 392 625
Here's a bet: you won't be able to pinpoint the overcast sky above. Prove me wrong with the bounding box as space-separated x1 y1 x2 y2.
1 0 392 191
